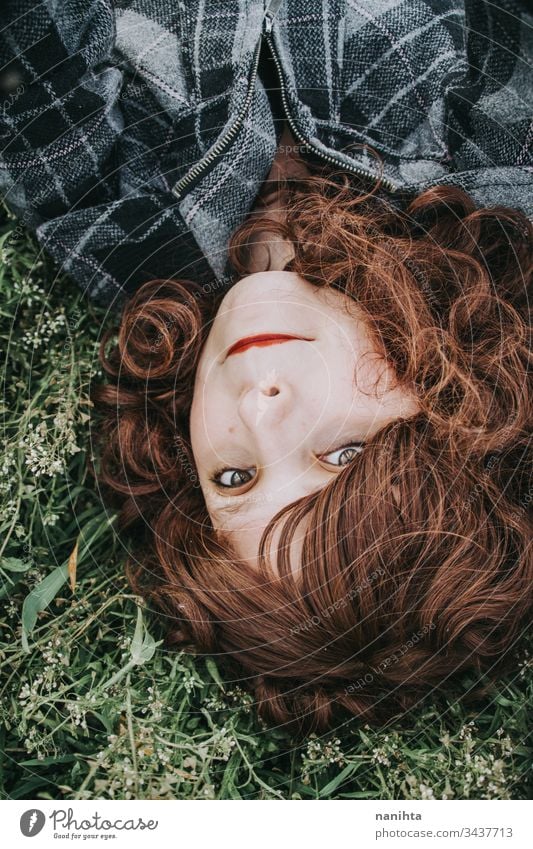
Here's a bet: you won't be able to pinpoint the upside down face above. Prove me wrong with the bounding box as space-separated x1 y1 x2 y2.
189 270 420 567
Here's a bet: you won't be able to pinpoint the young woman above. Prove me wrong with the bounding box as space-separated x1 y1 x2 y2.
1 1 531 735
91 151 532 735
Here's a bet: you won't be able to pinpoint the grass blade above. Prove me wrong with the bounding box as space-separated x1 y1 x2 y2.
21 564 68 653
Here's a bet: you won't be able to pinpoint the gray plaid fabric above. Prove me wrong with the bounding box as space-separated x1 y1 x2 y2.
0 0 531 312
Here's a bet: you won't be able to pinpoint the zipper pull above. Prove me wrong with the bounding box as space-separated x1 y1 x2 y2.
263 0 283 34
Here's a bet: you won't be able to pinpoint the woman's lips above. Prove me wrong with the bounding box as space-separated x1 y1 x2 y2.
226 333 313 357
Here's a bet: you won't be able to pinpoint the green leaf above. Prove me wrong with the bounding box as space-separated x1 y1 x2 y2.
318 762 358 797
130 605 145 663
205 657 226 692
90 709 115 735
21 564 68 652
492 695 514 707
19 755 76 767
100 606 162 691
338 790 378 799
8 776 51 799
0 555 32 599
130 605 161 665
1 557 32 573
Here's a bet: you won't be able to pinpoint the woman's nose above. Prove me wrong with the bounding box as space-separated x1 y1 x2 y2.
238 374 291 431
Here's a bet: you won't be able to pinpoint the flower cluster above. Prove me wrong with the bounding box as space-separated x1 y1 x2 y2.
370 733 404 768
41 636 70 666
452 722 516 799
11 272 47 307
140 685 165 721
203 686 254 714
403 775 436 799
12 272 72 351
64 698 89 731
0 445 19 521
301 732 346 783
18 412 82 478
517 647 531 679
210 724 237 762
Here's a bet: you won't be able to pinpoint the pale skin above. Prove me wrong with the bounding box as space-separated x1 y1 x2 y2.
189 271 420 566
189 125 420 567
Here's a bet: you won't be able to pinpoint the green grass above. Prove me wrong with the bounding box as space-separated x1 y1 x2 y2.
0 201 531 800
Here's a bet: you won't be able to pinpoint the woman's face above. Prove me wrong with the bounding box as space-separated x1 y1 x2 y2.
190 271 419 565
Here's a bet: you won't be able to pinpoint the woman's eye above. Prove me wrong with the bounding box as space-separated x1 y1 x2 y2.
321 443 364 467
214 468 256 488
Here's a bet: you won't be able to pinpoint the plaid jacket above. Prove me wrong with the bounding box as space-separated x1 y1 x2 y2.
0 0 532 312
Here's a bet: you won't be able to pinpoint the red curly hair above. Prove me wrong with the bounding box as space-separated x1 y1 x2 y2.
90 167 533 737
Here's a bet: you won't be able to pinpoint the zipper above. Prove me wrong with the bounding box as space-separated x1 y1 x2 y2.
262 9 399 193
171 31 264 200
171 0 399 201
